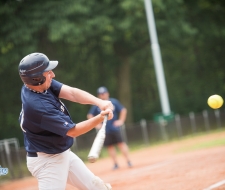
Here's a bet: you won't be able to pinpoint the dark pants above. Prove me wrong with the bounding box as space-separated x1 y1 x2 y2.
104 130 123 146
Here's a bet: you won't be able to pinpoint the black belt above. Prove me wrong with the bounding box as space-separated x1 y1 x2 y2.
27 152 38 157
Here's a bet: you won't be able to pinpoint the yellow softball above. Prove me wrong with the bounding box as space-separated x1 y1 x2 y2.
207 94 224 109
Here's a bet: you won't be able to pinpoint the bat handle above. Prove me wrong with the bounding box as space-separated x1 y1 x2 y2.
103 114 108 124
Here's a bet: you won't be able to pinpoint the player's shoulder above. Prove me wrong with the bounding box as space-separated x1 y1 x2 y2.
22 94 45 115
22 87 51 112
50 79 63 90
22 86 41 102
49 79 63 97
51 79 62 86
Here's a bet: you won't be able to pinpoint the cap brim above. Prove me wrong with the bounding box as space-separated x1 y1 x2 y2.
45 61 58 71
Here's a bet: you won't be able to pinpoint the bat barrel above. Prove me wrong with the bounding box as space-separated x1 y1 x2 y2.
87 114 108 163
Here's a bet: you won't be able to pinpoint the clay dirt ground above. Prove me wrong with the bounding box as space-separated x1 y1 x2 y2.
1 131 225 190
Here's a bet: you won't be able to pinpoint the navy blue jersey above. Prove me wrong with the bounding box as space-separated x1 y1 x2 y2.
88 98 124 133
19 79 75 154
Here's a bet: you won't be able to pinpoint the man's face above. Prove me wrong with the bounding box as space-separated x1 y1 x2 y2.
98 92 109 100
43 70 55 90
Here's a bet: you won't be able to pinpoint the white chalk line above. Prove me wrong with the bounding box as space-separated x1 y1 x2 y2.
129 160 173 175
105 159 174 182
203 179 225 190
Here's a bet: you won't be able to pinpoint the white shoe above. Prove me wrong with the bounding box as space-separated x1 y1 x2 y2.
92 176 112 190
105 183 112 189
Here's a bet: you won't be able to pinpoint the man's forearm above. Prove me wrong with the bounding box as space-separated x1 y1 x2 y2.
60 85 101 105
67 114 104 137
60 85 113 112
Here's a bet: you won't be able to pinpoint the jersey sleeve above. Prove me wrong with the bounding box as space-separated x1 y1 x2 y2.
40 112 75 137
50 79 63 97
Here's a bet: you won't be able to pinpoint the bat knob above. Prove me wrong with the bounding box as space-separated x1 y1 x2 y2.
88 156 97 163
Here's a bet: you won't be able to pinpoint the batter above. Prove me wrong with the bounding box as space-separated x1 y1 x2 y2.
18 52 113 190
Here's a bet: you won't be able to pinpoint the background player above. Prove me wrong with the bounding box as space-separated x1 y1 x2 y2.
18 53 113 190
87 86 132 170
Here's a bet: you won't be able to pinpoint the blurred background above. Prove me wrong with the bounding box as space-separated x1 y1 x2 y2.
1 0 225 182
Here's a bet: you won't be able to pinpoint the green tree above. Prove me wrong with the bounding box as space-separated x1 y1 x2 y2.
1 0 225 145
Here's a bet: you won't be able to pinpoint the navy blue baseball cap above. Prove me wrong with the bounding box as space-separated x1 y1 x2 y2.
97 86 108 94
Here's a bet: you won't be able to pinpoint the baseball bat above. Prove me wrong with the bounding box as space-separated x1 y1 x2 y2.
88 114 108 163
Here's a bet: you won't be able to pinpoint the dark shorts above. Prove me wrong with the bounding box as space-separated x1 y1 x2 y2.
104 130 124 146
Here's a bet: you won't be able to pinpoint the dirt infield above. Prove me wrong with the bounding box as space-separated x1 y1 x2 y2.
1 131 225 190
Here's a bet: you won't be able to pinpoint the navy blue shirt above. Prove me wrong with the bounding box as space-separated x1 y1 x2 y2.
88 98 124 133
19 79 75 154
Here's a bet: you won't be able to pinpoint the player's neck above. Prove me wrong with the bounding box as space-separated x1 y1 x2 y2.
25 84 46 93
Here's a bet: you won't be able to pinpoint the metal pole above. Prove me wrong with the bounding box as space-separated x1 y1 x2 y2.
159 117 168 141
189 112 197 134
202 110 210 131
73 138 78 152
144 0 171 115
0 144 7 168
175 114 182 138
4 140 14 179
140 119 149 145
214 109 221 129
